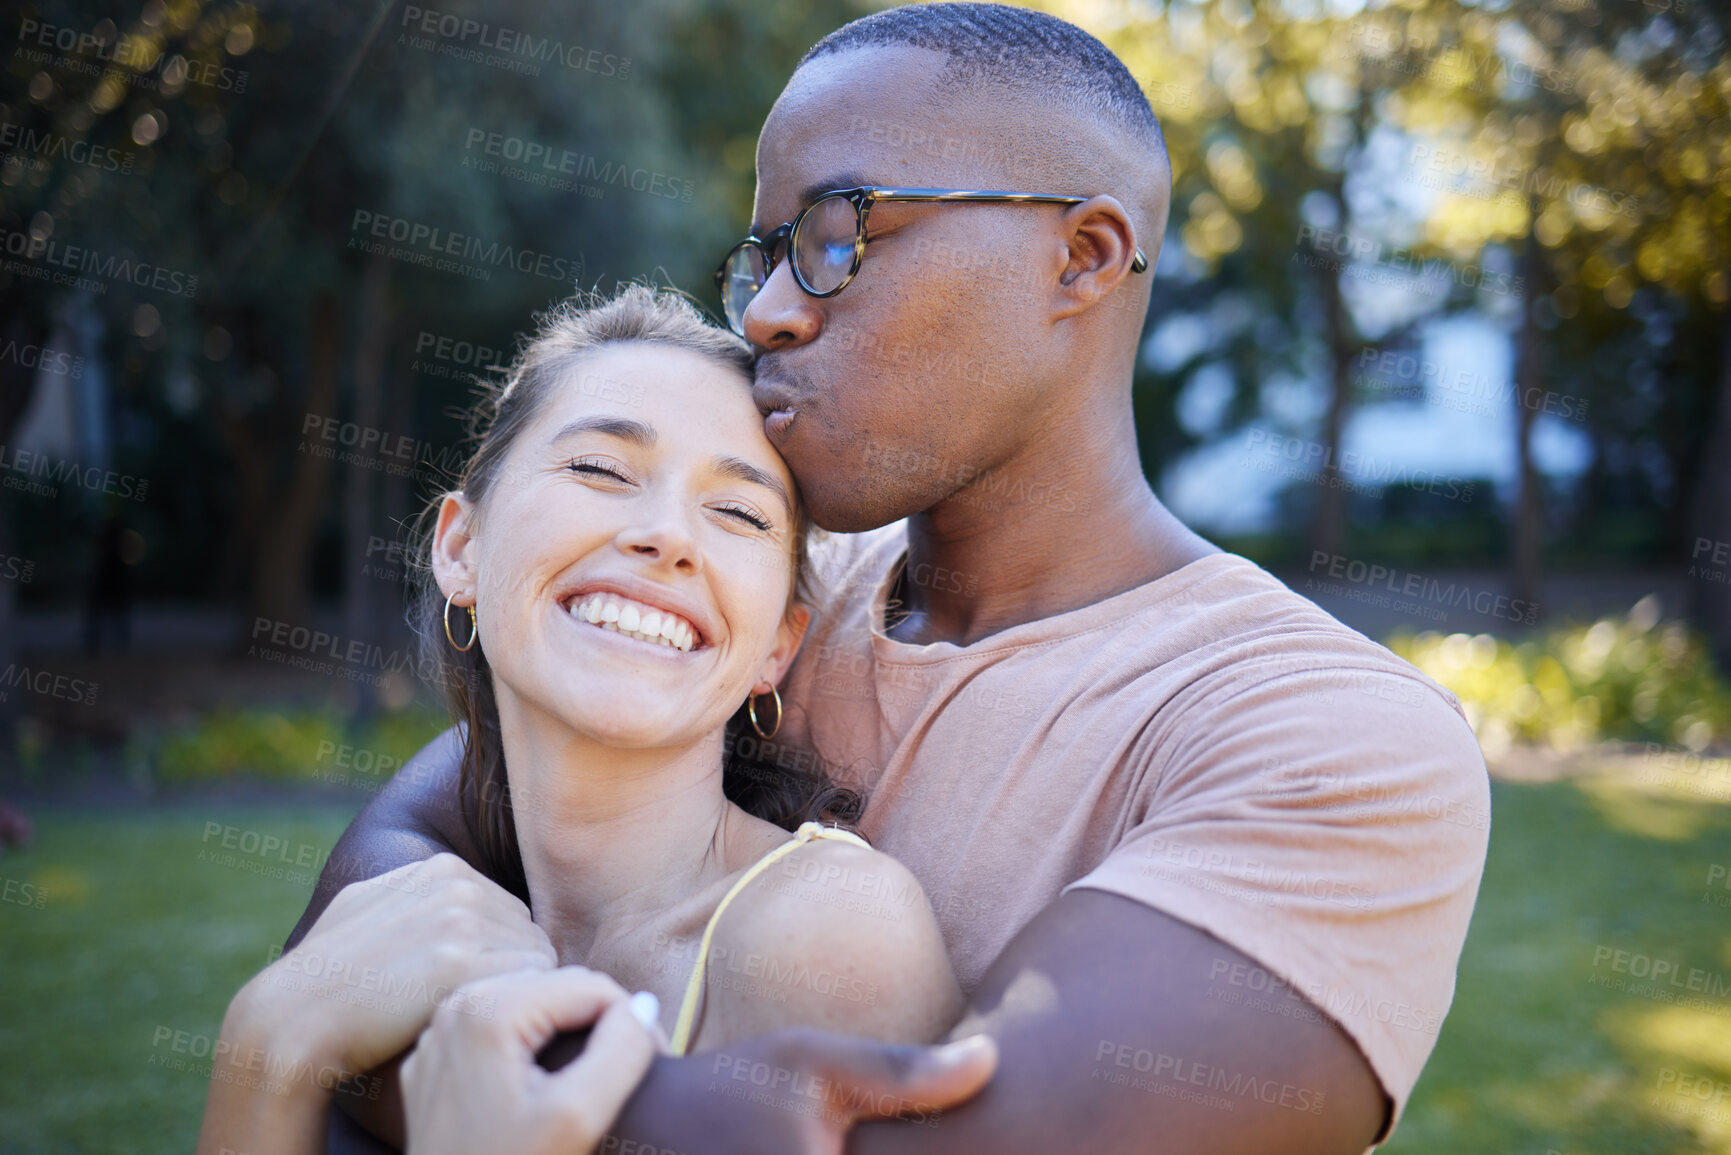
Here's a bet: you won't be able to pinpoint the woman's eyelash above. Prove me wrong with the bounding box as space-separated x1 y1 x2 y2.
566 461 771 531
716 503 773 531
567 458 627 481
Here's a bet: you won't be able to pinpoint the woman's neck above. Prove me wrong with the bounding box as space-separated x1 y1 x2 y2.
498 702 780 964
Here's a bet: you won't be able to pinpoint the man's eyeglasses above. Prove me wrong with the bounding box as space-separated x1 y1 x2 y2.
713 186 1149 337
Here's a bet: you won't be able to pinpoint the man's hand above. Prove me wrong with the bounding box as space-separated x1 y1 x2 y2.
402 967 659 1155
594 1028 997 1155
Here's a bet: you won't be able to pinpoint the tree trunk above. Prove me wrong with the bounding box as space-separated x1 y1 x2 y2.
1306 126 1365 566
251 293 343 629
0 310 44 767
1688 294 1731 670
1310 255 1352 562
1512 229 1545 617
379 337 416 644
343 253 393 715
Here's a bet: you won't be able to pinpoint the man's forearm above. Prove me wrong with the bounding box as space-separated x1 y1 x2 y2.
302 732 1389 1154
286 727 475 950
603 891 1386 1155
849 891 1385 1154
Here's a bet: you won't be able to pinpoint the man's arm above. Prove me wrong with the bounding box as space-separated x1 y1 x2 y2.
307 733 1389 1152
601 889 1386 1154
855 889 1386 1152
287 727 476 950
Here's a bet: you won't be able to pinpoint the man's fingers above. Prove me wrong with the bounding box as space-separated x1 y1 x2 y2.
790 1030 999 1122
899 1035 998 1113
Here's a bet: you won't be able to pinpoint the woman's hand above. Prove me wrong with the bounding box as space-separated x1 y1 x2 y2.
196 853 557 1155
243 852 556 1077
402 967 660 1155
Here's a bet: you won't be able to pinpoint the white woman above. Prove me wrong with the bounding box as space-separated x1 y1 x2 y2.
197 286 990 1155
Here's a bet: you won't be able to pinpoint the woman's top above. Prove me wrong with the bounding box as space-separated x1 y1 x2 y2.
668 820 871 1056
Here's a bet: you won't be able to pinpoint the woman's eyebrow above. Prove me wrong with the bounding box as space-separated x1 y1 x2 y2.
550 416 657 448
712 455 792 516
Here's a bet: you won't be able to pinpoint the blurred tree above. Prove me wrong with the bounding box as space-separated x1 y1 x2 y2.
1044 0 1729 655
1050 0 1443 560
5 0 1727 679
1 0 853 680
1358 0 1729 613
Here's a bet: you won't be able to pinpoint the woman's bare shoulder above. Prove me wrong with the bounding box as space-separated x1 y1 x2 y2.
689 836 962 1050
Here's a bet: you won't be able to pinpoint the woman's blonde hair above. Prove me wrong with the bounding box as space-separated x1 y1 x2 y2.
409 285 857 896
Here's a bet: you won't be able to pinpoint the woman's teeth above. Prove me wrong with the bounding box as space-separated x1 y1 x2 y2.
568 592 696 652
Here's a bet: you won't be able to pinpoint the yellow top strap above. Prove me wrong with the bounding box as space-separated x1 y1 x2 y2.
668 821 871 1056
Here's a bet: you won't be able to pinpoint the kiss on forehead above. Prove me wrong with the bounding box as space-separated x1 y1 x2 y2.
230 10 1489 1155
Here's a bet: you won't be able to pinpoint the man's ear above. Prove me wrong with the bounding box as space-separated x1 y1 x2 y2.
1052 194 1140 320
756 602 813 693
430 492 480 605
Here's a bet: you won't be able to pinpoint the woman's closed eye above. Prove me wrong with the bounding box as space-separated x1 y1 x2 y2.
712 502 773 532
566 457 633 483
567 457 774 532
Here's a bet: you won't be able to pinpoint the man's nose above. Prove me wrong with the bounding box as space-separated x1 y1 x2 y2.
743 260 824 352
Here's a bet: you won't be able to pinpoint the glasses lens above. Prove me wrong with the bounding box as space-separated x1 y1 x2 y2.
720 244 766 334
791 194 861 295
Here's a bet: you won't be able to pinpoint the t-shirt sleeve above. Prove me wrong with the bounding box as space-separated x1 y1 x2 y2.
1062 659 1490 1138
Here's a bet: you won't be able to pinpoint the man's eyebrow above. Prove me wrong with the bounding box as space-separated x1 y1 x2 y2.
797 173 872 208
751 172 874 235
550 416 657 448
712 455 793 516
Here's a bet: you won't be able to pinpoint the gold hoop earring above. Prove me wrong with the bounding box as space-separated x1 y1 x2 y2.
444 591 478 652
748 685 782 740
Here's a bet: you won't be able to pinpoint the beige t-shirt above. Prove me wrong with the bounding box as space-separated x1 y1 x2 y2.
770 523 1489 1136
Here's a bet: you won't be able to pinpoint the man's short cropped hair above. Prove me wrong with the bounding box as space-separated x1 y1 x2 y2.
798 1 1166 153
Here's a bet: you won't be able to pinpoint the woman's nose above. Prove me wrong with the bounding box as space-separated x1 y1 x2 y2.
615 513 702 574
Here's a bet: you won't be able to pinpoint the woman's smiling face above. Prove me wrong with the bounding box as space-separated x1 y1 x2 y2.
432 340 806 750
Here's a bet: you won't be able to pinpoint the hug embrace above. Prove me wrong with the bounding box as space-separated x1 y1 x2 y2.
200 5 1489 1153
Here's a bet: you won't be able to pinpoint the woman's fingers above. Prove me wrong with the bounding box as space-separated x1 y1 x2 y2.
453 966 636 1054
545 993 659 1131
402 968 658 1155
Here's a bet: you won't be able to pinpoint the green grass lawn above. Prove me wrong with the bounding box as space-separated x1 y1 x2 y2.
0 804 355 1154
1382 763 1731 1155
2 765 1729 1153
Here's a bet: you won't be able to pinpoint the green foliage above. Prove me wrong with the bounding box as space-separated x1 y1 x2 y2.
1390 598 1731 751
1044 0 1730 568
139 704 446 784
